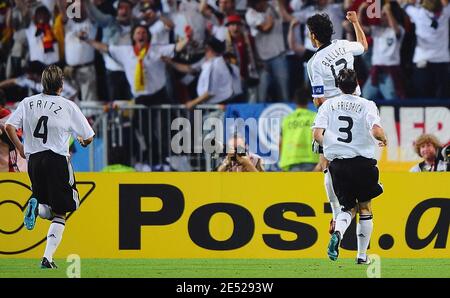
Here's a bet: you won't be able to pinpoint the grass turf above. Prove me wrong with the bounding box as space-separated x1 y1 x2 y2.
0 258 449 278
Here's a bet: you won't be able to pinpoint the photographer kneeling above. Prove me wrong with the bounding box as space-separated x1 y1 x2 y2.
217 135 264 172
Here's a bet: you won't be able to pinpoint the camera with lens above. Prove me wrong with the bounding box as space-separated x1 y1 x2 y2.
230 145 247 162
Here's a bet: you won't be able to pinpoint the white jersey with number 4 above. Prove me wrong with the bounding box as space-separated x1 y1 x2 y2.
312 94 381 161
307 39 364 99
6 93 95 158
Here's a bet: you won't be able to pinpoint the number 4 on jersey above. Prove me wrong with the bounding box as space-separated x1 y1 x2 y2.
33 116 49 144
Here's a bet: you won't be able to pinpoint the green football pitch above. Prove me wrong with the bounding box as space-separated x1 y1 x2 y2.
0 258 449 278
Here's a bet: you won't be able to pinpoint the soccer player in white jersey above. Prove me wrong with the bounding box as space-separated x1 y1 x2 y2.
312 69 387 264
306 12 368 240
5 65 95 269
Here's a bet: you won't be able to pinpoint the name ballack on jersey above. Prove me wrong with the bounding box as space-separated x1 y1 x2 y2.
320 47 348 67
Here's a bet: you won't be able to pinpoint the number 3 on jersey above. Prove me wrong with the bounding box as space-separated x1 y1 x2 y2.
33 116 49 144
330 59 348 87
337 116 353 143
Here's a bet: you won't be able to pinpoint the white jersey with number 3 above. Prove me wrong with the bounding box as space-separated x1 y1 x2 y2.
307 39 364 99
312 94 381 161
6 93 95 158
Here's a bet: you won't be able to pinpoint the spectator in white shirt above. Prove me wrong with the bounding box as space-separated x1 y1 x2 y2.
163 36 239 108
136 0 174 45
0 61 78 101
362 1 406 100
85 0 134 101
81 24 187 103
24 5 59 66
245 0 294 102
81 24 188 164
405 0 450 98
57 0 98 102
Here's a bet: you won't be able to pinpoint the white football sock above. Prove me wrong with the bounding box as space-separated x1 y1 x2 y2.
357 214 373 260
335 211 352 237
38 204 53 220
324 170 340 220
43 217 65 262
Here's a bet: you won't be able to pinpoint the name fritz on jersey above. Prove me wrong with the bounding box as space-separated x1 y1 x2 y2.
29 99 63 115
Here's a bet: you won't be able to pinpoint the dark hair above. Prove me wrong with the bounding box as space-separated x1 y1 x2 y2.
34 5 51 21
337 68 358 94
306 13 334 44
118 0 133 7
41 64 64 95
293 87 311 106
131 24 151 45
25 61 46 76
206 36 225 54
247 0 264 9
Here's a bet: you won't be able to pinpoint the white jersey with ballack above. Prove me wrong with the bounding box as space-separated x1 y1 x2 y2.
307 39 364 99
312 94 381 161
6 93 95 157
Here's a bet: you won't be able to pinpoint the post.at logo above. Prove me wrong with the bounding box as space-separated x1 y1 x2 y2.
66 254 81 278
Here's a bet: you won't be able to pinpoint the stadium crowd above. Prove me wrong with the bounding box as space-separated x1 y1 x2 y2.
0 0 449 171
0 0 449 105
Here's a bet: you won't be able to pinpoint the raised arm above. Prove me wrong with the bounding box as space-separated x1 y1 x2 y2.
347 11 368 51
57 0 68 23
383 2 401 37
85 0 115 27
288 19 305 55
277 0 295 23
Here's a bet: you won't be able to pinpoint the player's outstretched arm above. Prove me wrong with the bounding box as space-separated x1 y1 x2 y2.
313 128 325 146
78 31 109 53
77 136 94 148
346 11 368 51
371 124 387 147
5 124 25 158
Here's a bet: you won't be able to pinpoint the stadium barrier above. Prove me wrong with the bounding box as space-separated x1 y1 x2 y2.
78 102 224 171
1 172 449 258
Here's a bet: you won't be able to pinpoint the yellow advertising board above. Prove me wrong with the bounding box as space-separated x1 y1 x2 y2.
0 173 449 258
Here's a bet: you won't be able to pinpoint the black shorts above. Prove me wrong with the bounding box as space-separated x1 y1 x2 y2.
328 156 383 211
28 150 79 214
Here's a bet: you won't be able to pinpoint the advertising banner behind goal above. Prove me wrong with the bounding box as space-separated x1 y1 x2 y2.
0 173 449 258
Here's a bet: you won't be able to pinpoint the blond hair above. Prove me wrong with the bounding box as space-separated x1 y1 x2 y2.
414 134 442 157
41 64 63 95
